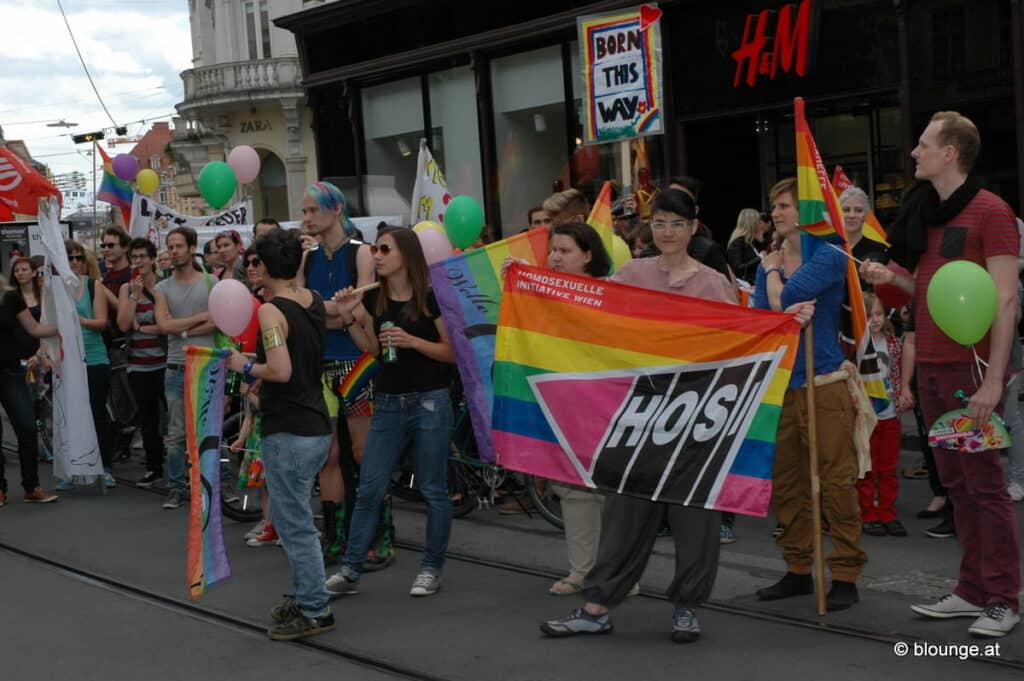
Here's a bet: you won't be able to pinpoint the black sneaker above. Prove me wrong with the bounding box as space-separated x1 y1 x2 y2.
756 572 813 601
925 518 955 538
883 520 907 537
136 471 162 489
825 581 859 611
862 521 886 537
270 596 299 624
540 608 613 637
267 609 335 641
162 490 186 509
671 607 701 643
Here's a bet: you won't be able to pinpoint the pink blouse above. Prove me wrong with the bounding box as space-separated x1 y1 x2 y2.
611 257 737 305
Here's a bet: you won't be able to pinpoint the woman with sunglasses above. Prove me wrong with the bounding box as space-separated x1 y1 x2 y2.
60 240 116 489
326 227 455 598
0 264 59 505
542 189 739 644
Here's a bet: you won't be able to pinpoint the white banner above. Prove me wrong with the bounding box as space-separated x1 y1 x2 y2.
410 139 450 226
129 194 253 245
37 198 103 481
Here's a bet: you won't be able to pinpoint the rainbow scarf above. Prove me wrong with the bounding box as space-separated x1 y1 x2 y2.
493 264 800 517
795 98 889 412
429 228 550 462
337 352 379 404
96 145 133 228
185 346 233 599
832 165 891 247
587 181 616 265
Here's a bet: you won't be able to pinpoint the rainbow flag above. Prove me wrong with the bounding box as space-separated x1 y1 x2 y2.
430 228 550 462
336 352 379 404
493 264 800 517
587 181 616 261
794 98 889 412
185 346 232 599
832 165 890 247
96 145 133 228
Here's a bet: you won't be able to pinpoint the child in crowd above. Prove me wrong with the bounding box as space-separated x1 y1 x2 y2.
857 293 906 537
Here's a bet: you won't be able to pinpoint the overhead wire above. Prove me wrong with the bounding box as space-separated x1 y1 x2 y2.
55 0 120 128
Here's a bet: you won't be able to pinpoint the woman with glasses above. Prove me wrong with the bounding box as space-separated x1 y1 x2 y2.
326 227 455 598
542 189 736 644
59 240 116 489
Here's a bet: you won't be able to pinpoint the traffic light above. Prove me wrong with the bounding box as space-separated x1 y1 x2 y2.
115 126 127 135
72 131 105 144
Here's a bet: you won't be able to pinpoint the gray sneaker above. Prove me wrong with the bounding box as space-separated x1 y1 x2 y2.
410 570 441 597
325 570 360 599
540 608 613 637
968 603 1020 638
671 607 701 643
162 490 185 510
911 593 984 619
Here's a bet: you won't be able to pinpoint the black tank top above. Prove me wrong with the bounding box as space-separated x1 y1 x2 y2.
257 293 331 438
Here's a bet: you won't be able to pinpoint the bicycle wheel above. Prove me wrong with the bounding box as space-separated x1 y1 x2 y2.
526 475 564 530
219 413 263 523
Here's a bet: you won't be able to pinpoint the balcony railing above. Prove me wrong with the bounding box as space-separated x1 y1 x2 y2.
179 57 303 111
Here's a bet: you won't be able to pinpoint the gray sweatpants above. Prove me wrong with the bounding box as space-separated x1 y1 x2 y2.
582 493 721 608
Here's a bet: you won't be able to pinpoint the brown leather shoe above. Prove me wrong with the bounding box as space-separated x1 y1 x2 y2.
23 487 58 504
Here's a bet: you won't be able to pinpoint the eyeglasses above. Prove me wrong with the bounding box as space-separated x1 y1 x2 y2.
370 243 393 255
101 242 118 249
68 254 86 262
651 219 694 232
245 257 261 267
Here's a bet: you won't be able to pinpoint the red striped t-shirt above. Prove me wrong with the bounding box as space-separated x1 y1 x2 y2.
914 189 1019 363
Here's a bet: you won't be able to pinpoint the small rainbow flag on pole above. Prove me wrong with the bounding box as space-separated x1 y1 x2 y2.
96 145 133 228
185 346 232 599
586 180 616 261
831 165 891 247
336 352 379 404
430 228 550 462
493 264 800 517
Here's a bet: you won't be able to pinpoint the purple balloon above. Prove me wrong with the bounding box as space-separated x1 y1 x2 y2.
113 154 138 182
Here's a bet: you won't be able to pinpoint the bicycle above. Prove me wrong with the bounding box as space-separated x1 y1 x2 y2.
219 411 264 523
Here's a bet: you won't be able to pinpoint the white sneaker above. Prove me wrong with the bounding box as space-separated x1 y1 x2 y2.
1008 481 1024 503
410 571 441 597
244 520 267 541
968 603 1020 637
911 593 985 619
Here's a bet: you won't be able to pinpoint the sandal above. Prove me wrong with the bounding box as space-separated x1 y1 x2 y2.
549 578 584 596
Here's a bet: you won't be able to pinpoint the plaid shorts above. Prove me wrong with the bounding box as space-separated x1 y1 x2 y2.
322 359 374 418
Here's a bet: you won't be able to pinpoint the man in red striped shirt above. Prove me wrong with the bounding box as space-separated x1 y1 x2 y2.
863 111 1020 638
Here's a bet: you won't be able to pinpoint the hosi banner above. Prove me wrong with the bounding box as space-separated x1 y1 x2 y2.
129 194 253 245
185 346 232 599
492 264 800 517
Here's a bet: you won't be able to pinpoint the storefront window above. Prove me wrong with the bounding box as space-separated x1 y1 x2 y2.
491 46 570 233
362 77 424 217
429 67 483 217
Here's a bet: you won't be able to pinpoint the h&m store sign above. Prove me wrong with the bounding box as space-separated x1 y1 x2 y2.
731 0 819 89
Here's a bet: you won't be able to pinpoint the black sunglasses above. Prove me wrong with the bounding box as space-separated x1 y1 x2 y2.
245 257 261 267
370 243 393 255
68 254 85 262
101 242 118 249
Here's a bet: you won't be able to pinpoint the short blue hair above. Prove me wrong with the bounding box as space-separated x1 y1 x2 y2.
306 181 355 236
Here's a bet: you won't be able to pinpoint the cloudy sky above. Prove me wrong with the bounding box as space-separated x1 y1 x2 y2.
1 0 191 181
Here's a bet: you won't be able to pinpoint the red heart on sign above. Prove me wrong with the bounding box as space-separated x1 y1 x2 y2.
640 4 662 31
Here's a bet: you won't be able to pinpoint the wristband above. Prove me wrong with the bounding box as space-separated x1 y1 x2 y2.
242 359 257 385
764 267 783 278
342 318 355 331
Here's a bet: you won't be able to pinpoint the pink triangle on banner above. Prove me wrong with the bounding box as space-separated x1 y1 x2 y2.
534 376 636 473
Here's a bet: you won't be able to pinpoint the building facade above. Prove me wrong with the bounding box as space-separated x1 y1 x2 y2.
174 0 320 223
276 0 1024 241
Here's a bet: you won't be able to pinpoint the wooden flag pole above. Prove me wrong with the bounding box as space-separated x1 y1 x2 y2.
804 324 827 615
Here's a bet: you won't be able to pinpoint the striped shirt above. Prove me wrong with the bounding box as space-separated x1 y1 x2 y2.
129 290 166 372
915 189 1019 363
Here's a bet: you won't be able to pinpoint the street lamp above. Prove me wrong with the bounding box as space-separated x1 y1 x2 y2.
46 119 78 128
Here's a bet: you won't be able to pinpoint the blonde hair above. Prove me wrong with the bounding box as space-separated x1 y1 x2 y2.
542 189 589 225
930 111 980 174
863 291 895 337
729 208 761 245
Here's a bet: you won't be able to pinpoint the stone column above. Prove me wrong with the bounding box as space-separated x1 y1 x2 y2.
282 97 308 219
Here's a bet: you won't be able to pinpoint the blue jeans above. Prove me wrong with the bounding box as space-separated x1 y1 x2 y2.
262 431 331 617
0 367 39 493
343 388 452 578
163 368 187 493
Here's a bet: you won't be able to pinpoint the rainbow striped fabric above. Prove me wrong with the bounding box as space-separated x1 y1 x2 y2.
795 98 889 412
336 352 379 404
493 264 800 517
832 165 890 247
96 145 133 227
185 346 232 599
587 181 616 264
429 228 550 462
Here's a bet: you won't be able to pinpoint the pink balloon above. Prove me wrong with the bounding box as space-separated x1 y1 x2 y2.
209 279 254 336
227 145 261 184
417 226 454 265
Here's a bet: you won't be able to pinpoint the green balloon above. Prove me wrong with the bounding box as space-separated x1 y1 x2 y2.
198 161 237 210
443 195 484 249
926 260 997 345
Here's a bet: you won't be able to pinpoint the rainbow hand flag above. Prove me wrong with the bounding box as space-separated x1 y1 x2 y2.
832 165 891 247
430 228 550 462
185 346 233 599
336 352 379 404
493 264 800 517
794 98 889 411
96 145 133 228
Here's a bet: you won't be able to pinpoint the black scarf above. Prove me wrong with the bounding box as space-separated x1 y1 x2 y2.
886 175 984 272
